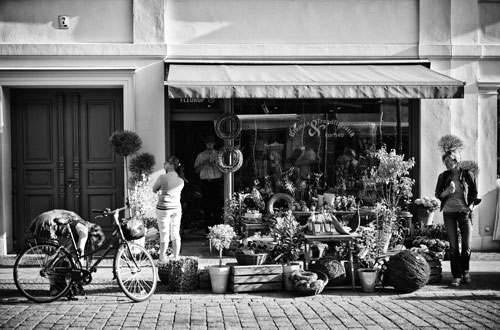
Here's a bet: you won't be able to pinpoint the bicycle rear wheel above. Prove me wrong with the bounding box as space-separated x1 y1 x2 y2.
13 243 74 303
114 242 157 302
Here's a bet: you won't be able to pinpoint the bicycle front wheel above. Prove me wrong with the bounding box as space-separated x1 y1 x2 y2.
13 243 74 303
114 242 157 302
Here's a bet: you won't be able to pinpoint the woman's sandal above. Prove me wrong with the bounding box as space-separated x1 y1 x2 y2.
451 278 461 287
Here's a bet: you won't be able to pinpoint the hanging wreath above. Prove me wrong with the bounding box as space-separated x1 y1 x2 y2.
216 146 243 174
267 193 294 214
214 113 242 140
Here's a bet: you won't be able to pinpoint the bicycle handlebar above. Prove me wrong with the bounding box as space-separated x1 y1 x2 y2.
91 206 127 218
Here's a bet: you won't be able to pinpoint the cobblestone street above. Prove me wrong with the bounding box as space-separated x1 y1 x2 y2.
1 287 500 330
1 250 500 329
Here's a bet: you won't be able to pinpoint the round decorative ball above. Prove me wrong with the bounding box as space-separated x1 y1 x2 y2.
109 130 142 157
386 250 430 293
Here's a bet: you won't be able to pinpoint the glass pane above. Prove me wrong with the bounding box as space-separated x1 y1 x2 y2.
233 99 411 206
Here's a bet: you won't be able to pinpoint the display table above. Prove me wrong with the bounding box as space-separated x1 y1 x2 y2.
293 207 377 225
303 233 360 290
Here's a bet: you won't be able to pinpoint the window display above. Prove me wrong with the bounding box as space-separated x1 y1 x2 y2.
233 99 412 206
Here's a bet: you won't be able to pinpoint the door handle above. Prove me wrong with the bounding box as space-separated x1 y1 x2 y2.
68 178 77 188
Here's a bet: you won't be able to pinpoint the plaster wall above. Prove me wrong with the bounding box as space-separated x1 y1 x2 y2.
419 0 451 45
452 0 478 45
134 61 166 165
0 88 12 255
0 0 132 43
480 1 500 44
165 0 418 45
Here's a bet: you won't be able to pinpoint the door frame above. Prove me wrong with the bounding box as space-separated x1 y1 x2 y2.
0 69 135 254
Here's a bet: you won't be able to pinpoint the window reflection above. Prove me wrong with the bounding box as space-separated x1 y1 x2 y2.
234 99 411 205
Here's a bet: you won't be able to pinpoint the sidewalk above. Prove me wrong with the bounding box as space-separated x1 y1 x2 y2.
1 241 499 329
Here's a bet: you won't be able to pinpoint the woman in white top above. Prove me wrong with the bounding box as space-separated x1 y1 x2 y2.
153 156 186 261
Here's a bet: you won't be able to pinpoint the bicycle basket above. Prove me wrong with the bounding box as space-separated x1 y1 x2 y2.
120 217 145 240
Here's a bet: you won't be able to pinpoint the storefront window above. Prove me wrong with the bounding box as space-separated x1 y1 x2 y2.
233 99 411 204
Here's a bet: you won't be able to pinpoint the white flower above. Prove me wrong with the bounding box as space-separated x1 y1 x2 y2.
128 174 158 218
414 196 440 211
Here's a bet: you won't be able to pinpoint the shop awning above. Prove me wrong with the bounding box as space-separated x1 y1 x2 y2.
165 64 464 99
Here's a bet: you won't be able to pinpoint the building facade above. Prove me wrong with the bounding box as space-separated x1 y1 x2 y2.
0 0 499 254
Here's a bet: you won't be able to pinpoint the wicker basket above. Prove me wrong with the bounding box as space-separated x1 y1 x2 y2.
235 252 268 265
289 271 329 296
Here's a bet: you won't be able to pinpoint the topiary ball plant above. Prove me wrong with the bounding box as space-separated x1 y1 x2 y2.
109 130 142 157
129 152 156 183
109 130 143 211
386 250 430 293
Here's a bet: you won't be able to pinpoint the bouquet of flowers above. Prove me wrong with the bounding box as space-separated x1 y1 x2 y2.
128 174 158 218
414 196 440 214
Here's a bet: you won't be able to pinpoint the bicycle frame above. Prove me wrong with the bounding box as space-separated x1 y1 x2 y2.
72 207 143 277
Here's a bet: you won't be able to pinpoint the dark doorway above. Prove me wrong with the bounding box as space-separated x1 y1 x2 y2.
11 89 124 251
171 121 223 238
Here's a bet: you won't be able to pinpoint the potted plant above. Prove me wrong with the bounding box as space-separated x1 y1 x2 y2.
207 224 237 293
269 210 304 290
354 222 387 292
414 196 440 226
109 130 142 206
361 146 415 254
156 257 199 292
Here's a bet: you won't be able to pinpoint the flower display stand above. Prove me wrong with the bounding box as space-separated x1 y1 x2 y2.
228 263 283 293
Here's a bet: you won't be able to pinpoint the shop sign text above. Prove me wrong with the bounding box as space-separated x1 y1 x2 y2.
289 118 355 139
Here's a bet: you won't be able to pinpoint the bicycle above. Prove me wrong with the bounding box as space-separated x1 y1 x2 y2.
13 206 157 302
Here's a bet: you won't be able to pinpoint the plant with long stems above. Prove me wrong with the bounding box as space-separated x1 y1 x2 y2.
362 146 415 232
270 210 304 265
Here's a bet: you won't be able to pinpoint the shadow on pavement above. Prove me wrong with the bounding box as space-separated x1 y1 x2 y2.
400 295 500 300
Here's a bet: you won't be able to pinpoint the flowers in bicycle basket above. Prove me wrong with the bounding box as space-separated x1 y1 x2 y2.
414 196 440 214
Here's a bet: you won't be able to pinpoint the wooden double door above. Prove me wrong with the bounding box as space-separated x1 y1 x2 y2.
11 89 124 251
